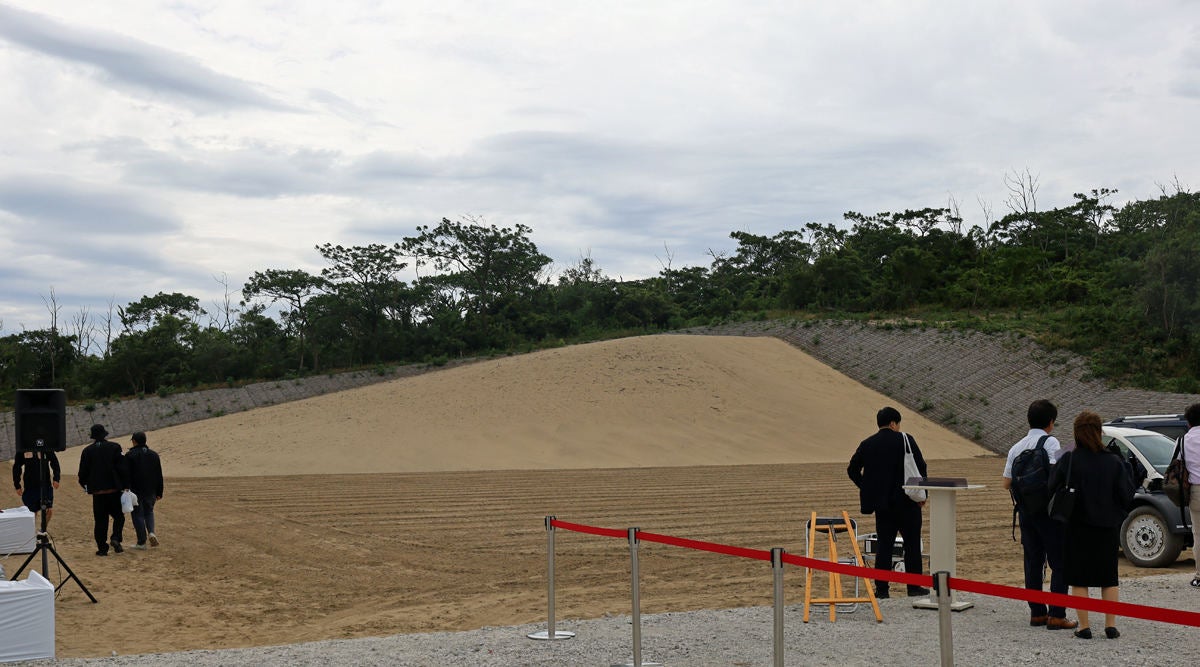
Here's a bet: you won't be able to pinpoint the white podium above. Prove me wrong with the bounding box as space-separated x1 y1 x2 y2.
902 482 984 611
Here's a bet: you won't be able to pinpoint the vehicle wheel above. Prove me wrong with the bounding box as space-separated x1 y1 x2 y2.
1121 505 1184 568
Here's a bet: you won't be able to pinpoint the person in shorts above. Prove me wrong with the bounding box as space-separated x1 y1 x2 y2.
12 449 61 529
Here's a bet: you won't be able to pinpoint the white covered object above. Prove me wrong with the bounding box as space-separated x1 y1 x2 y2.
0 570 55 662
0 507 36 554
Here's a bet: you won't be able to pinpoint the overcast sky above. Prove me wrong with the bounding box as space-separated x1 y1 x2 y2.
2 1 1198 335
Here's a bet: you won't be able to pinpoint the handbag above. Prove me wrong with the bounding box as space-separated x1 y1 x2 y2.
901 433 927 502
1163 437 1191 507
121 490 139 514
1048 450 1076 523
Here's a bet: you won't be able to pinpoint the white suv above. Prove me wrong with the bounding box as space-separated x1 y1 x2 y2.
1103 425 1193 568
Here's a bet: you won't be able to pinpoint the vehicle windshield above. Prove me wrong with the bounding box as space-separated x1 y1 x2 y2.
1125 433 1178 474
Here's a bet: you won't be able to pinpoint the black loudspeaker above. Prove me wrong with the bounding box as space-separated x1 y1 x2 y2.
15 389 67 452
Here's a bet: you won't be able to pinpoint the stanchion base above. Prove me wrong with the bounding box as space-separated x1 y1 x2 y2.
912 597 974 611
527 630 576 640
611 662 662 666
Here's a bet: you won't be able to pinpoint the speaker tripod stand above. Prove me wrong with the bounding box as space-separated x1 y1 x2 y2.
9 473 97 602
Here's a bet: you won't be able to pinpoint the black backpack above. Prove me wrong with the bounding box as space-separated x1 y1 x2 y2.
1010 435 1051 540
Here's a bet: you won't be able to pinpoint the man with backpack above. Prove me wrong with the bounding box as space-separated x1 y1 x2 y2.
1003 399 1078 630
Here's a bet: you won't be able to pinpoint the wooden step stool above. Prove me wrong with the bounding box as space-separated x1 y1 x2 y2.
803 510 882 623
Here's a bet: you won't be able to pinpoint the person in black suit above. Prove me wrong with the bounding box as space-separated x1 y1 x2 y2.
847 406 929 598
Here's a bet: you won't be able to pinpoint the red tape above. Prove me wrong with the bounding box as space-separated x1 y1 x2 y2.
546 518 1200 628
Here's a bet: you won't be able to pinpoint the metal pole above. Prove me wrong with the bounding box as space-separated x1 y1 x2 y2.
528 516 575 640
630 528 643 667
772 547 785 667
935 570 954 667
614 528 660 667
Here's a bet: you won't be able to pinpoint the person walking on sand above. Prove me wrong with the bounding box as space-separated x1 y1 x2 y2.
1050 411 1135 639
847 406 930 598
78 424 129 556
125 431 164 550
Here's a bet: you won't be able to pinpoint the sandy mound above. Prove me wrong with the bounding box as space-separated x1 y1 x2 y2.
58 335 989 477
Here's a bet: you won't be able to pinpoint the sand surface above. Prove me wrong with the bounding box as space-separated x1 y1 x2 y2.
2 335 1191 659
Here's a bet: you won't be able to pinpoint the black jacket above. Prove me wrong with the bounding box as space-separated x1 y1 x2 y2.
848 428 928 514
125 444 164 498
1049 448 1135 528
12 450 61 490
78 439 128 494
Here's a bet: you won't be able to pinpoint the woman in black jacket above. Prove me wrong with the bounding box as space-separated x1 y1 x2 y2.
1050 410 1135 639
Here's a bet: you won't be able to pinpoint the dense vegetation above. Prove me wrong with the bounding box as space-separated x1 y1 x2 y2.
3 185 1199 407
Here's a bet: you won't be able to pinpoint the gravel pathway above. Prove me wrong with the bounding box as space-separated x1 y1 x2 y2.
23 573 1198 666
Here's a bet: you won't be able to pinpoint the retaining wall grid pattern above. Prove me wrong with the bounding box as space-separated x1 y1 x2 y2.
681 320 1200 454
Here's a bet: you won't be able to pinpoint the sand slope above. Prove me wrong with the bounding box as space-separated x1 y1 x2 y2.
59 335 988 477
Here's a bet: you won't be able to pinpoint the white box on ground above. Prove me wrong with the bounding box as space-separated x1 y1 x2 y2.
0 507 36 554
0 570 55 663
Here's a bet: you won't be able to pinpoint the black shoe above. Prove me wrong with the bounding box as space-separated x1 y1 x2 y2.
874 589 890 599
96 549 108 557
1074 628 1092 639
110 540 123 554
907 586 931 597
1105 627 1120 639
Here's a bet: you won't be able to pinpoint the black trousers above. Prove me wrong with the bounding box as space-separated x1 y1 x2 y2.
92 492 124 551
873 501 924 591
1019 509 1068 617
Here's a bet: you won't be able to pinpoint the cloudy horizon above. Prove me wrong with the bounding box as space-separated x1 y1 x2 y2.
2 1 1198 334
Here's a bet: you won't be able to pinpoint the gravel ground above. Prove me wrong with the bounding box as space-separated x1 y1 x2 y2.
17 573 1198 666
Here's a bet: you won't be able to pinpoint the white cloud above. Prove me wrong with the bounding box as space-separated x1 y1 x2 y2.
1 0 1199 331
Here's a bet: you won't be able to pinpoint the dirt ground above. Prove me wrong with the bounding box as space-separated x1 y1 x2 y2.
2 336 1192 658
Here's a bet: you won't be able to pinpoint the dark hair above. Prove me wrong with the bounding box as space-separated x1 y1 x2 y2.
1186 403 1200 428
1027 400 1058 429
1073 411 1104 453
877 406 902 428
131 431 147 445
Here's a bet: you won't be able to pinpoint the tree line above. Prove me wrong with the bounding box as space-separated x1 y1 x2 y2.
3 184 1199 407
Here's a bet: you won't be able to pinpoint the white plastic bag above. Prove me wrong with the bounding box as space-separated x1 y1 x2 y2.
902 433 927 502
120 490 138 513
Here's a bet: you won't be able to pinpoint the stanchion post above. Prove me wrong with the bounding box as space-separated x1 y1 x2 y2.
528 516 575 641
772 547 785 667
935 570 954 667
614 527 660 667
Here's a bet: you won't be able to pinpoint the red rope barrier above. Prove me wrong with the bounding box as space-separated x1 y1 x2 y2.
546 518 1200 628
550 519 625 540
638 530 773 562
950 576 1200 627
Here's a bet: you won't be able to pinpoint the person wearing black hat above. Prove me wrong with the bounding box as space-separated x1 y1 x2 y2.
78 424 129 556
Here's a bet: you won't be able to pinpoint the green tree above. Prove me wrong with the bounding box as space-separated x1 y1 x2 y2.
243 269 327 371
316 242 410 363
402 217 552 316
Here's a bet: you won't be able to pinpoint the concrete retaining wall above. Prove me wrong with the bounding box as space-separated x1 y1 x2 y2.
686 320 1199 453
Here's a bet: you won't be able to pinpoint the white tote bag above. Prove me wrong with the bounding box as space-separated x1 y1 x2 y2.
120 490 138 513
901 433 927 502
